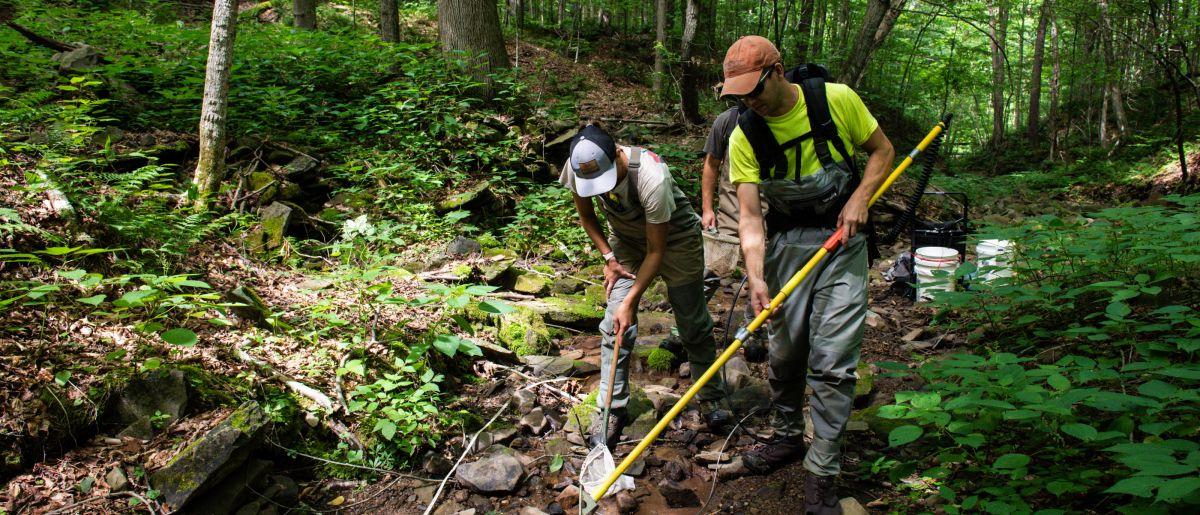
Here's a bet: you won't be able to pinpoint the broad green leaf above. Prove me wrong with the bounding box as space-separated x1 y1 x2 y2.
464 285 499 295
888 425 923 447
549 454 564 473
1157 477 1200 502
1139 422 1179 436
953 433 985 448
1060 423 1098 441
1104 476 1162 497
178 280 211 288
375 419 397 440
76 294 106 306
1138 380 1179 398
57 269 88 280
1046 373 1070 391
160 328 197 347
993 453 1031 470
339 359 365 377
1154 367 1200 381
477 299 514 315
1106 301 1131 319
142 357 162 371
54 370 71 386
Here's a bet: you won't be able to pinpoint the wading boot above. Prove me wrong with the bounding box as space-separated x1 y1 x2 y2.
742 433 806 474
803 473 842 515
587 408 629 451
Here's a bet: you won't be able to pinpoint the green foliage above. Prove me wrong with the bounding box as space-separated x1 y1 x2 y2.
872 194 1200 513
503 187 593 259
646 347 675 372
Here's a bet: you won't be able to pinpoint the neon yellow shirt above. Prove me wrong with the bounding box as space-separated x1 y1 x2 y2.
729 83 879 184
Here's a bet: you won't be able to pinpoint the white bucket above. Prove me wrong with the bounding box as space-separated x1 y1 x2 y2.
914 246 959 301
976 239 1013 282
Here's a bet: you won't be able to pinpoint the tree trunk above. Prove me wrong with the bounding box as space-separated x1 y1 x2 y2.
680 0 705 125
1099 0 1126 147
1048 16 1060 158
191 0 238 211
834 0 851 59
1014 0 1026 133
839 0 905 88
379 0 399 42
1027 0 1049 142
811 0 826 59
294 0 317 30
654 0 667 99
988 0 1008 147
795 0 814 60
437 0 509 96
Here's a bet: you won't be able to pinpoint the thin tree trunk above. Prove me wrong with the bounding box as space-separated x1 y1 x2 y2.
294 0 317 30
1027 0 1049 142
379 0 400 42
437 0 509 96
680 0 705 125
988 0 1008 147
1099 0 1126 147
795 0 814 59
1048 17 1060 159
654 0 667 99
812 0 826 59
835 0 850 59
192 0 238 211
1014 0 1026 133
898 7 939 109
839 0 906 88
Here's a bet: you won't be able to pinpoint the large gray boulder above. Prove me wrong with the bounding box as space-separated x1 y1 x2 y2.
455 446 524 494
113 369 188 439
52 44 99 73
151 401 270 511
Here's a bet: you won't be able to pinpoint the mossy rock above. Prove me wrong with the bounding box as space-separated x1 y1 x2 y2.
151 401 270 509
247 172 277 203
539 294 604 329
512 274 550 296
646 348 676 372
564 386 654 439
583 284 608 305
854 362 874 399
478 249 518 284
438 181 493 212
498 306 552 356
551 277 585 295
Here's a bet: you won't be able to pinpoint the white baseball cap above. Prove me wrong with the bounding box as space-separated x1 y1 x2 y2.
568 125 618 197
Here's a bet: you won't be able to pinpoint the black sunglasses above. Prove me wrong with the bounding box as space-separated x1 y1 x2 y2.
737 66 774 100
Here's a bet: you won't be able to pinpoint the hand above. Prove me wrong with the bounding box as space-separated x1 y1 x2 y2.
837 196 869 243
702 208 717 231
748 277 773 319
612 301 635 343
603 259 636 297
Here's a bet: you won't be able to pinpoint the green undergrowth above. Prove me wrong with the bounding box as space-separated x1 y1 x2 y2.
871 194 1200 513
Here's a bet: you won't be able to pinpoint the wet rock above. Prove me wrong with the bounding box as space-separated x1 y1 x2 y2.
520 507 550 515
624 458 645 477
678 362 690 378
616 490 638 513
283 154 320 183
694 450 730 464
662 460 687 482
546 502 566 515
723 355 753 390
514 389 538 415
520 408 548 434
711 457 749 479
447 236 482 257
262 474 299 505
106 467 129 493
657 479 700 508
572 359 599 375
151 402 270 510
455 448 524 493
555 484 579 509
454 489 470 502
522 355 574 376
623 411 657 441
423 452 453 477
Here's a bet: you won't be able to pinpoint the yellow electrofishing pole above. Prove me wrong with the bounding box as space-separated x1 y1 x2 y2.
590 114 953 500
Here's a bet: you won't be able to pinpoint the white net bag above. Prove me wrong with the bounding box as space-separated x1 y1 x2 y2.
579 443 634 498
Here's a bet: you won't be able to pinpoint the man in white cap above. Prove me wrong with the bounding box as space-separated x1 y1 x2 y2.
720 35 896 514
562 124 728 448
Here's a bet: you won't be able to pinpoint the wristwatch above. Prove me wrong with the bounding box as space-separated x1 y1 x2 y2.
601 251 616 262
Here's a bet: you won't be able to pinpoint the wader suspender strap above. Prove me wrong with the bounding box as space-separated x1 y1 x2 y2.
626 147 642 212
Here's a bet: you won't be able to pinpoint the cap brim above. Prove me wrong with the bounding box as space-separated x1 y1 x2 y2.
720 71 760 98
573 163 618 197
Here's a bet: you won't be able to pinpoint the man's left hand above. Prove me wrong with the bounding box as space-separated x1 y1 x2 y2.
837 196 869 242
612 301 635 342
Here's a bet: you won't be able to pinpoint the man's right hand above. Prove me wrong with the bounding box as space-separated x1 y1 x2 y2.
701 208 717 231
748 277 773 318
604 259 636 297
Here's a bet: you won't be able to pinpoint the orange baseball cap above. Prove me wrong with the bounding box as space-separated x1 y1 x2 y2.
721 36 781 97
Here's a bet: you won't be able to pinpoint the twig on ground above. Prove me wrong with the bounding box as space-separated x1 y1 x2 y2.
423 399 512 515
699 407 763 515
492 363 582 402
266 440 434 481
46 491 159 515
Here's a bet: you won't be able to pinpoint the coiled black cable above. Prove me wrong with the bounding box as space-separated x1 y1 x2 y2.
880 118 950 244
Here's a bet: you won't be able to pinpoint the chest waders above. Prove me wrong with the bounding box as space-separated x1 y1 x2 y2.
586 116 952 503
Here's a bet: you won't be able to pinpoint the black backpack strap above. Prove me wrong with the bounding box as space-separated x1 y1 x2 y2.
737 109 790 181
798 76 858 178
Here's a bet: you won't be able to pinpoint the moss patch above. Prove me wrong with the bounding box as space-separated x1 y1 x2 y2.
646 347 675 372
497 306 552 356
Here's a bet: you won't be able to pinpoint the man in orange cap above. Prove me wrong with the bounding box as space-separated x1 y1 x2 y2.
720 35 896 513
